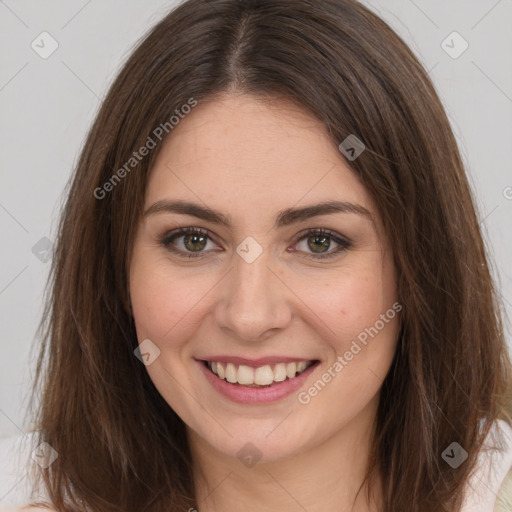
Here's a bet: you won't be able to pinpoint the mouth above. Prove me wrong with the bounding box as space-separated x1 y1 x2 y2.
201 359 319 388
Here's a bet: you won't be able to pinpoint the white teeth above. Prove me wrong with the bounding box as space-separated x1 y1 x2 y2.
273 363 287 382
225 363 237 383
206 360 314 386
237 365 255 385
254 365 274 386
286 362 297 379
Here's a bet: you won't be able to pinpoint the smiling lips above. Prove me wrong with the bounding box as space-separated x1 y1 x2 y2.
204 360 315 387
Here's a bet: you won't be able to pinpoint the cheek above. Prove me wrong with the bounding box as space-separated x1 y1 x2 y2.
296 265 399 419
129 252 199 343
292 253 396 347
294 253 400 406
129 251 226 352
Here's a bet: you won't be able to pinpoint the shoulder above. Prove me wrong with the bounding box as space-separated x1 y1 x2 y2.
0 505 55 512
495 468 512 511
17 507 55 511
14 507 55 511
493 420 512 511
460 419 512 511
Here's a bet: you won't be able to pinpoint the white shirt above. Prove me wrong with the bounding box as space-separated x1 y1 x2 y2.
461 420 512 511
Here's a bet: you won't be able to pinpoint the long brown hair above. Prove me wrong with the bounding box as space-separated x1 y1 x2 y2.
27 0 512 511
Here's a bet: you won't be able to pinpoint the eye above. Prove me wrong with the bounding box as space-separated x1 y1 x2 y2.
293 228 352 259
160 226 352 260
160 227 219 258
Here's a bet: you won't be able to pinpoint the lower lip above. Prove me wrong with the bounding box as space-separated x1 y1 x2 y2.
197 360 319 404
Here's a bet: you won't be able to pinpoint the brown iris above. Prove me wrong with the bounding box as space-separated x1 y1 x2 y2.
307 234 330 253
183 232 208 252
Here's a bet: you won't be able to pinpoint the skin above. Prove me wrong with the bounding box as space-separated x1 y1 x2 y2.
129 92 400 512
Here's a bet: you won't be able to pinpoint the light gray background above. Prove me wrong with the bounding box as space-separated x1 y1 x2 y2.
1 0 511 440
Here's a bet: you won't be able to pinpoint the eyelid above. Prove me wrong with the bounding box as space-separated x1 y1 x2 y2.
293 227 353 246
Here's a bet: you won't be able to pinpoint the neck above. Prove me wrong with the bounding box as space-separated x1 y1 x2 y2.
188 396 383 512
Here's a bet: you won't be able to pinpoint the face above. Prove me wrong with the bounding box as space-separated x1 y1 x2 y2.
129 93 400 465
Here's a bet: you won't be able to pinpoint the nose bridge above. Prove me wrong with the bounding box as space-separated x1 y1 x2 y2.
215 241 291 341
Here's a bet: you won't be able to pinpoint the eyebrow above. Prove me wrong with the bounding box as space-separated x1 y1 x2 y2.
143 199 372 228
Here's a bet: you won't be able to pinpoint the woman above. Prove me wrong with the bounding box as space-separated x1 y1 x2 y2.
22 0 512 511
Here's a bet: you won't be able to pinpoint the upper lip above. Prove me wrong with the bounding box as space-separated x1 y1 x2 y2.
197 356 317 368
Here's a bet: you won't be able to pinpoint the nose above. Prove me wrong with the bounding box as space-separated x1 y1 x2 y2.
214 246 293 343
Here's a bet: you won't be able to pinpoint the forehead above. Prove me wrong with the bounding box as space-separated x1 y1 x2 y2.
145 93 375 222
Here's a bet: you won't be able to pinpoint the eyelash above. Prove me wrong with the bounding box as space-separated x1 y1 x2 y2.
159 226 352 260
